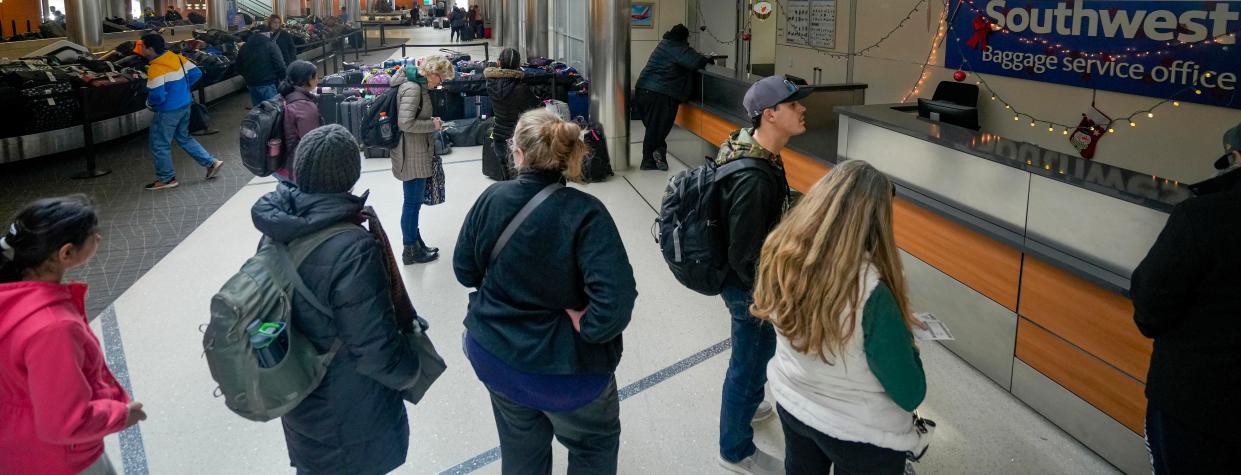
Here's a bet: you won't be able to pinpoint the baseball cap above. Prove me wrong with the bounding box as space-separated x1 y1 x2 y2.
1216 122 1241 170
744 75 813 119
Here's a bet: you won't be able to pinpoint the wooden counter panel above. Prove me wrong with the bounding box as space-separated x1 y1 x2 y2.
892 198 1022 311
1019 256 1152 382
783 150 831 192
1016 319 1147 433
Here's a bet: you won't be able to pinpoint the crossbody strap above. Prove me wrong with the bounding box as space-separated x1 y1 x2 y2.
488 182 564 267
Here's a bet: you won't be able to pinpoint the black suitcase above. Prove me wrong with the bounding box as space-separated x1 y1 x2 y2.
0 85 24 138
580 122 613 183
481 134 514 180
318 92 341 124
364 146 390 158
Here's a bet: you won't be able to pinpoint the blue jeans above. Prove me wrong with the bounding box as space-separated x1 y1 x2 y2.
719 283 777 463
149 106 217 182
401 178 426 246
249 83 278 106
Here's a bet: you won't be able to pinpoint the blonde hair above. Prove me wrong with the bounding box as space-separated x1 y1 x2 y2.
512 108 586 183
418 54 455 79
750 160 915 362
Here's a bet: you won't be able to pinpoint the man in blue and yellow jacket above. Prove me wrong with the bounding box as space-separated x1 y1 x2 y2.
138 33 223 190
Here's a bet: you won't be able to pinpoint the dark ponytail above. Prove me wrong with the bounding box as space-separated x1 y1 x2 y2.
0 195 98 283
279 60 319 96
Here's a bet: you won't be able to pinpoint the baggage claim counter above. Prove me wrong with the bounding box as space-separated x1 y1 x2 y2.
668 66 1184 474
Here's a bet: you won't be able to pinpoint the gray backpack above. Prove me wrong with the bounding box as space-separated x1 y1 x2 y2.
203 223 356 422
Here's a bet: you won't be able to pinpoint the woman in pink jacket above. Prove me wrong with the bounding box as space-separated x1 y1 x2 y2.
0 195 147 475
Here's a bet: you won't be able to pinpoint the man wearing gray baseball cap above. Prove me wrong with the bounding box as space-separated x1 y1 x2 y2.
1130 121 1241 474
715 75 810 475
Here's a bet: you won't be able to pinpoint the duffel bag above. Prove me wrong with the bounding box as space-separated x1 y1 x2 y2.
579 121 613 183
73 72 145 120
442 117 492 147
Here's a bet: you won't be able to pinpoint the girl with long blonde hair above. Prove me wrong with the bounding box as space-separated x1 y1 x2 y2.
752 160 927 474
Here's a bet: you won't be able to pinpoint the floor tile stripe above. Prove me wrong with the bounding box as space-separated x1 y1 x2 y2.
436 338 732 474
100 305 150 475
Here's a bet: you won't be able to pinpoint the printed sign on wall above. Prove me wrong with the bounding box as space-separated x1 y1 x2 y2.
784 0 836 49
945 0 1241 109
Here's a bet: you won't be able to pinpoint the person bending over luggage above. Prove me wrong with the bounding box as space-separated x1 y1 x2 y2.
138 33 224 191
752 161 929 475
454 108 637 475
486 48 542 180
0 195 148 475
391 55 454 265
164 5 182 22
278 60 323 179
634 24 712 171
238 29 288 107
251 125 423 475
267 15 298 65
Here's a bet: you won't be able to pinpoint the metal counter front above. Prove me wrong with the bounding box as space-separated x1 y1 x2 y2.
669 71 1164 473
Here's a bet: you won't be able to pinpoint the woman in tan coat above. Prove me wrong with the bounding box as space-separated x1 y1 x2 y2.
391 55 454 264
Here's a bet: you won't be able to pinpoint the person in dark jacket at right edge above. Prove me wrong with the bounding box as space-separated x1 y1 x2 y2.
454 108 637 474
634 24 711 170
252 125 423 474
237 30 287 107
1130 122 1241 475
485 48 543 180
716 75 810 475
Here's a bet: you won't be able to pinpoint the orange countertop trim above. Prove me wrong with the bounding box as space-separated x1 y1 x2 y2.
1019 256 1152 382
1017 319 1147 434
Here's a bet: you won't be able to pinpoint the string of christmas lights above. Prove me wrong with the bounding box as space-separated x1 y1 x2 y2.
931 15 1226 137
695 0 930 59
902 0 950 102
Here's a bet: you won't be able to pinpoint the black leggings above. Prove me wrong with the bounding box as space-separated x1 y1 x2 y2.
777 405 906 475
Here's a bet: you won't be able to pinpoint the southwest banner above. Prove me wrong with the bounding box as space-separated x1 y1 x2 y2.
945 0 1241 109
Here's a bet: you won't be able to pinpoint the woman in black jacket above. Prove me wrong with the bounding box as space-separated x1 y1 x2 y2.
485 48 543 180
634 24 711 170
252 125 422 475
454 108 638 475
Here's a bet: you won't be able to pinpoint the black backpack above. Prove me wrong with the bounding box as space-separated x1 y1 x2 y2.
361 83 408 148
580 123 613 183
239 98 285 177
655 157 776 296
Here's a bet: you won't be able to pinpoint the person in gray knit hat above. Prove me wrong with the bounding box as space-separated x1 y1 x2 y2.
250 124 422 474
292 124 362 194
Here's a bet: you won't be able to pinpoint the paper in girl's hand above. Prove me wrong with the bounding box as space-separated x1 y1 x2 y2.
912 313 954 341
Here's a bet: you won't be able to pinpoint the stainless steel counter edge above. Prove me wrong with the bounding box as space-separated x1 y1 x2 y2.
835 104 1191 213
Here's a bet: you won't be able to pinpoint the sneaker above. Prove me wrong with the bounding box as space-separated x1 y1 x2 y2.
205 160 224 180
718 449 783 475
653 150 669 171
144 179 179 190
752 400 774 423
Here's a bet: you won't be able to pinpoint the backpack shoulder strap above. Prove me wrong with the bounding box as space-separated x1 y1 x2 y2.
714 157 776 180
488 182 564 267
275 222 359 315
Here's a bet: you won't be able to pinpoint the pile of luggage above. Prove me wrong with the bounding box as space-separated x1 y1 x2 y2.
0 49 148 137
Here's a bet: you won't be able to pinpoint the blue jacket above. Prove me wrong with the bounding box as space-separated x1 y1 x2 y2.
146 51 201 112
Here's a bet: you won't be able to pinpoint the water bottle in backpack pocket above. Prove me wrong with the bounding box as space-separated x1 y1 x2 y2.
238 98 286 177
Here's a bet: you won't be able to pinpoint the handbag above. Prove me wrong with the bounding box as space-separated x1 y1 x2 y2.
423 154 446 206
360 206 446 404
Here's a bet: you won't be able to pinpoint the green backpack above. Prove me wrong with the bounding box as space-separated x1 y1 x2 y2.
203 223 356 422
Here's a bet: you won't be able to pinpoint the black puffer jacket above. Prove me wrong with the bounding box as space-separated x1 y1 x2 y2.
237 33 287 86
270 28 298 64
1131 169 1241 439
485 67 542 139
251 184 420 474
454 170 638 375
634 38 710 102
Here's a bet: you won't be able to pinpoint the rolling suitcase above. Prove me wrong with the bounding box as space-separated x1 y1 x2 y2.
481 134 513 181
340 97 368 143
580 122 613 183
318 92 341 125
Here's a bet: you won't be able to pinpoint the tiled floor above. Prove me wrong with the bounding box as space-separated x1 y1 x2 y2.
14 27 1123 475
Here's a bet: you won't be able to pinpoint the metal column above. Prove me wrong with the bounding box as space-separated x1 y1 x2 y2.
587 0 630 170
521 0 547 59
500 0 520 49
310 0 324 18
65 0 104 48
345 0 360 25
273 0 288 18
208 0 229 29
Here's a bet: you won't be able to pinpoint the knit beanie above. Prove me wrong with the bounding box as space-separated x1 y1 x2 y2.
664 24 690 42
292 124 361 193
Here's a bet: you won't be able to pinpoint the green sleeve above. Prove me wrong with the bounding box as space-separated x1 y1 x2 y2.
862 282 927 412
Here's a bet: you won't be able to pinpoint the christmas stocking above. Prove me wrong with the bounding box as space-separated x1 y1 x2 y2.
1069 106 1111 159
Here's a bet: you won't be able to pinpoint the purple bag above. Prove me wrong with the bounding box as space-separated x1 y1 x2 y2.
364 71 391 95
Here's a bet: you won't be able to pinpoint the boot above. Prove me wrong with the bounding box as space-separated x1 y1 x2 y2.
653 150 669 171
403 244 439 265
417 237 439 254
